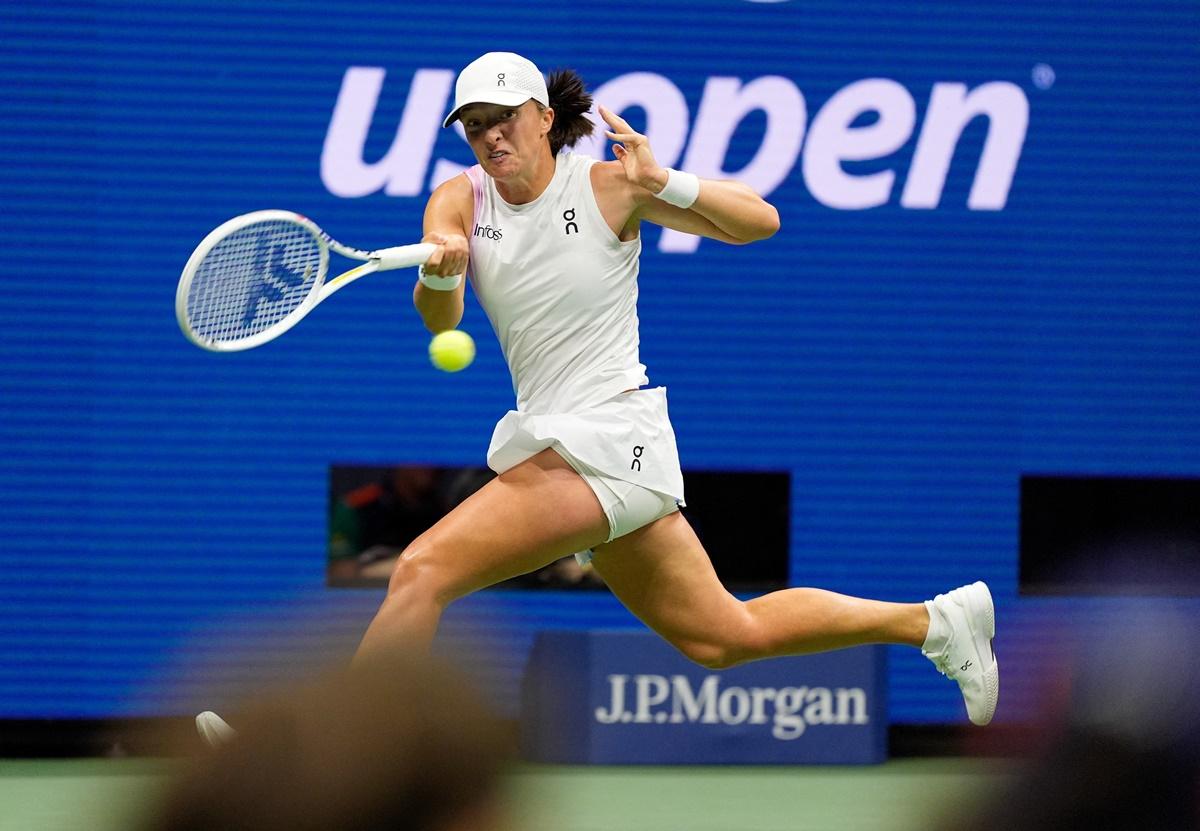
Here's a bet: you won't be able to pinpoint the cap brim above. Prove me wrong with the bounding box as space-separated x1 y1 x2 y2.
442 89 535 128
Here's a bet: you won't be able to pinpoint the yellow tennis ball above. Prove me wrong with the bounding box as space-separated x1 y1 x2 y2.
429 329 476 372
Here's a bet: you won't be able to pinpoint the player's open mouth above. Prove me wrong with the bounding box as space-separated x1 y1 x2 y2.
489 151 508 161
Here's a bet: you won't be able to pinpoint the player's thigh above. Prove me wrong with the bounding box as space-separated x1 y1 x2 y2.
589 510 751 654
403 447 609 601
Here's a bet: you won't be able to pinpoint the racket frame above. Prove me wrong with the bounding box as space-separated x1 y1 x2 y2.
176 210 435 352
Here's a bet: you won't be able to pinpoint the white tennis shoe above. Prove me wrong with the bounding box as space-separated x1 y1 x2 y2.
195 711 237 748
922 581 999 726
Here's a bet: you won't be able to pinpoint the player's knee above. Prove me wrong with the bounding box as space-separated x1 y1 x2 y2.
673 613 768 670
385 547 423 596
386 538 459 605
674 635 752 671
677 640 741 670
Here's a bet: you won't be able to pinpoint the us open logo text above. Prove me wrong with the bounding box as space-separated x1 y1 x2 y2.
321 66 1030 253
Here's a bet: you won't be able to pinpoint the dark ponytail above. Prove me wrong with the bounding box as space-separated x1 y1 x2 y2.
544 69 594 155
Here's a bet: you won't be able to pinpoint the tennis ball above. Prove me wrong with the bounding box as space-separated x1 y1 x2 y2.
429 329 476 372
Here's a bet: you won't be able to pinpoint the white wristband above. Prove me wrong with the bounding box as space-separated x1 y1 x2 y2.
418 265 463 291
655 168 700 209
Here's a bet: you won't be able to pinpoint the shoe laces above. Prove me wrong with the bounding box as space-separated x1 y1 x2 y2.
925 649 954 678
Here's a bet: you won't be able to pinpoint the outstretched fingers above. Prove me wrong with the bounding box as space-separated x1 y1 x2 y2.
598 104 630 131
599 105 642 144
599 103 667 191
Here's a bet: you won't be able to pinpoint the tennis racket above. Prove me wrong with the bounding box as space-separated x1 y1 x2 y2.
176 210 436 352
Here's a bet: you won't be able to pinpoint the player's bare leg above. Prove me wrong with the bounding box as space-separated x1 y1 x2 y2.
197 448 607 747
590 511 997 723
353 448 609 664
589 511 927 668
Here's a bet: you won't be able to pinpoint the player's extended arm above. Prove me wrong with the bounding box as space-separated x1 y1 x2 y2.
600 105 779 244
413 175 473 333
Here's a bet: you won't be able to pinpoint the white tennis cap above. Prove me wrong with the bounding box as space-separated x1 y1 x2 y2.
442 52 549 128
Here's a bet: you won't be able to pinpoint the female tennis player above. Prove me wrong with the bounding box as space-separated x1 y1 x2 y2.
365 52 998 724
200 53 997 741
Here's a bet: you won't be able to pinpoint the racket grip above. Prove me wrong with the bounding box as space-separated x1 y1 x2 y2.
371 243 437 271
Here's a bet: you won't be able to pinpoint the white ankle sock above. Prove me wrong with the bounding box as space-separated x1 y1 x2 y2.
921 599 951 654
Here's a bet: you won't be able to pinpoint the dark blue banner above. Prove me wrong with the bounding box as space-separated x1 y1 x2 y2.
522 632 886 764
1 0 1198 722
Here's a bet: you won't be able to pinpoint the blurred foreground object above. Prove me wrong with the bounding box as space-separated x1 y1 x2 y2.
946 602 1200 830
146 651 512 831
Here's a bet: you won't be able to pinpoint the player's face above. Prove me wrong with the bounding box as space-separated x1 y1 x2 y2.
460 101 552 180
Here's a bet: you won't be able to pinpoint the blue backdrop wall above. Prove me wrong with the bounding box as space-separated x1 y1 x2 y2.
2 0 1198 723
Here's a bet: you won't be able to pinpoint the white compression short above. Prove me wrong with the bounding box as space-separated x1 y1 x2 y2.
485 387 687 565
553 444 681 565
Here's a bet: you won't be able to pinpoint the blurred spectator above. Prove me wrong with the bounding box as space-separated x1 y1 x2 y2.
145 651 513 831
944 602 1200 830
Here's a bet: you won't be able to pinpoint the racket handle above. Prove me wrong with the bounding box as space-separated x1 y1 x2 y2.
371 243 437 271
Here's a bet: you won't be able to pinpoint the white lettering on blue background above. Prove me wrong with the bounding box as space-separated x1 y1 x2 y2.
321 67 1029 252
594 673 870 740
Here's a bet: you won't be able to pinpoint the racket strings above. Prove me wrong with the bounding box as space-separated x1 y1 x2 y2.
186 220 322 345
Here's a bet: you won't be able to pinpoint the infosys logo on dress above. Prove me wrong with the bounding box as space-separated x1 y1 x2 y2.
593 673 869 740
321 67 1030 253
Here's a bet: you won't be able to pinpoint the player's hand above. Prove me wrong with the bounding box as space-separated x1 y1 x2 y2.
600 105 669 195
421 231 468 276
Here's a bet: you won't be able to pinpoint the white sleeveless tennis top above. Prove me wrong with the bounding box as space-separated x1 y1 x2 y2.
464 152 647 413
464 152 685 504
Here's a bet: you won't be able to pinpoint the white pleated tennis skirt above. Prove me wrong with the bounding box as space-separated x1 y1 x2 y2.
486 386 686 546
